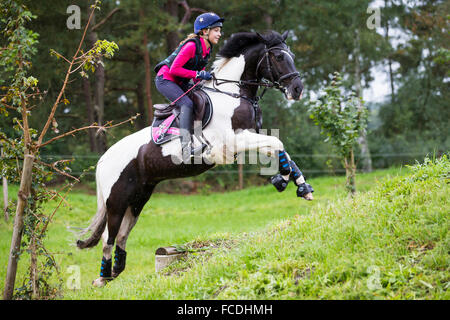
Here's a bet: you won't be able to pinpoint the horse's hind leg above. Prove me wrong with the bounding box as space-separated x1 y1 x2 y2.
113 184 156 278
92 184 156 287
92 201 128 287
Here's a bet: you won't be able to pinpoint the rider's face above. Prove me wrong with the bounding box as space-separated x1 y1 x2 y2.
207 27 222 45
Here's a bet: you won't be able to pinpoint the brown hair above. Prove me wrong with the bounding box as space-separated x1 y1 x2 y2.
179 28 210 46
179 33 199 46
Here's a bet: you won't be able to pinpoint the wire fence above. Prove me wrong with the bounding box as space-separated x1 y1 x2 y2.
30 152 437 176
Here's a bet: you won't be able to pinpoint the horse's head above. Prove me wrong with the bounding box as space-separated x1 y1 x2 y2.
255 31 303 100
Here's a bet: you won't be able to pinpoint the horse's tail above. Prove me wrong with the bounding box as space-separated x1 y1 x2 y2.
76 172 107 249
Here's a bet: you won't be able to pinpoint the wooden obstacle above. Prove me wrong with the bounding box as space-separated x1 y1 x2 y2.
155 246 186 272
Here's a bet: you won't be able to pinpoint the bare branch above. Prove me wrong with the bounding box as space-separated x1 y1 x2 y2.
34 159 80 182
91 8 121 32
50 50 71 64
178 1 207 25
0 101 17 111
37 114 140 149
37 5 97 146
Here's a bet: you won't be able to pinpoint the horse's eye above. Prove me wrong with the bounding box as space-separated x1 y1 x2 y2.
276 54 284 62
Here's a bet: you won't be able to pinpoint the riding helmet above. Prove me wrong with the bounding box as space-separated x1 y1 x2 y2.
194 12 224 34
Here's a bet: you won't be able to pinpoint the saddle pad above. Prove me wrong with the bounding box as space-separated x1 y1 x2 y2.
151 114 180 145
151 90 213 145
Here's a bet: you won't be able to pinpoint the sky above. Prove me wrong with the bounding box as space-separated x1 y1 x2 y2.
363 0 410 103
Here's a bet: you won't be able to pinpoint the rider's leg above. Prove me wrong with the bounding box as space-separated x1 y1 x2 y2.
178 102 195 163
155 76 195 163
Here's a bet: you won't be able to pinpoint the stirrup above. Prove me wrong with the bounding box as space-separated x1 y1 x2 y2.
182 142 208 163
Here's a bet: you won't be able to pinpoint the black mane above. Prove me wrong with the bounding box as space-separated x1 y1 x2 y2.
218 31 285 58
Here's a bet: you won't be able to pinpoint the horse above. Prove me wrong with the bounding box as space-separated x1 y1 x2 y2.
76 30 314 287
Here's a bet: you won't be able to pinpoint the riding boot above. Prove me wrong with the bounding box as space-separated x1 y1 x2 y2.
179 106 194 163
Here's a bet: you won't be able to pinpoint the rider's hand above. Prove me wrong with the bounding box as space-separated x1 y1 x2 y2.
196 70 212 80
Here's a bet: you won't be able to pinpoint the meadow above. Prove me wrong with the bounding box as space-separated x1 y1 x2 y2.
0 157 448 299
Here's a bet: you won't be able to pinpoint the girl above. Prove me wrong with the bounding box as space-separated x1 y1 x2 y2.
154 12 224 163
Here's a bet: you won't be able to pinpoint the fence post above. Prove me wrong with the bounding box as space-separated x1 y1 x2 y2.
1 148 8 221
238 163 244 190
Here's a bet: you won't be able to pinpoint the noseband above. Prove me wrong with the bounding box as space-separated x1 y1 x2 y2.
255 44 301 92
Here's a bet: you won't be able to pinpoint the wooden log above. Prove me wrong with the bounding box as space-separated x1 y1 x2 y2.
155 246 186 272
155 246 185 256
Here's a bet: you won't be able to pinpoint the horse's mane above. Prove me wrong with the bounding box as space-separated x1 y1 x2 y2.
217 30 285 58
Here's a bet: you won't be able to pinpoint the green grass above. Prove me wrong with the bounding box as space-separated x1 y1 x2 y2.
0 162 448 299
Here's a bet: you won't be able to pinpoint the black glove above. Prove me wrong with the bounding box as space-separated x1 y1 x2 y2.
196 70 212 80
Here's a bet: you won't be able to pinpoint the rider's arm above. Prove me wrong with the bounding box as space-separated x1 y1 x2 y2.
169 42 198 79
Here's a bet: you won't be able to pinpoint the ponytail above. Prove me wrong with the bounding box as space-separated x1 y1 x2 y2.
179 33 199 46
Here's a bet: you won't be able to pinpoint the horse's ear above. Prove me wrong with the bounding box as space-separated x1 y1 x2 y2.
256 32 267 44
281 30 289 41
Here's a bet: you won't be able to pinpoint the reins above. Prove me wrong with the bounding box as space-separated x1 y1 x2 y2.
204 44 301 103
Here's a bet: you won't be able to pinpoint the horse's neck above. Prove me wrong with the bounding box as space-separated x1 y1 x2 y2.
207 55 260 100
206 56 246 92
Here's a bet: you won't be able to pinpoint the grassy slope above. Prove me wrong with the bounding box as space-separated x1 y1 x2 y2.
0 162 448 299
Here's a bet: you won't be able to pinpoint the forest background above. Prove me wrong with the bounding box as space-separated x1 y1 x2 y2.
1 0 448 191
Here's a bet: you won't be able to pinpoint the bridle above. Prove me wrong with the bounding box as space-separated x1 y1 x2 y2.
205 42 301 100
255 44 301 91
201 42 302 132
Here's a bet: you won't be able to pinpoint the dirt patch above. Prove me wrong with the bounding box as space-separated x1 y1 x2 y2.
294 266 316 285
407 241 435 252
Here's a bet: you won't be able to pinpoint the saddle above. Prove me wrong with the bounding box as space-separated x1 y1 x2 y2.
151 88 213 145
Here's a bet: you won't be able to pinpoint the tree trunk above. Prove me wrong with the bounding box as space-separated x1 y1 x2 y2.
238 163 244 190
135 82 146 129
344 149 356 196
82 77 97 152
3 152 34 300
1 148 8 222
2 175 7 222
30 231 38 298
87 4 107 154
354 28 373 172
165 0 180 53
384 0 395 103
140 9 154 125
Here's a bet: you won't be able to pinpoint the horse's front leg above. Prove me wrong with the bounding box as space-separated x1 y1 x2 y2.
233 130 314 200
270 151 314 200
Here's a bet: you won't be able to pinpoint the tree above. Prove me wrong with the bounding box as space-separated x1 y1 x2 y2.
1 0 122 299
308 72 368 194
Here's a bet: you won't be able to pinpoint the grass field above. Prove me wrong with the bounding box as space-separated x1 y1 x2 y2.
0 158 448 300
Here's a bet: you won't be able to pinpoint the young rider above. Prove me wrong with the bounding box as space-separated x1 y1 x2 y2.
154 12 224 163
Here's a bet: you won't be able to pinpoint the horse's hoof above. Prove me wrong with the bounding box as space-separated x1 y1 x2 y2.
92 277 108 287
303 192 314 201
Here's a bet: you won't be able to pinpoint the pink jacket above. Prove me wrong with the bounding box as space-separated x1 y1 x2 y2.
157 37 211 85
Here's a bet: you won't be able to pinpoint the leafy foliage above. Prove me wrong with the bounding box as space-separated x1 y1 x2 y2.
308 72 367 158
307 72 368 193
0 0 118 299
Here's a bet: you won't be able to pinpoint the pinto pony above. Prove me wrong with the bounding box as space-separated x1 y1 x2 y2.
77 31 314 287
